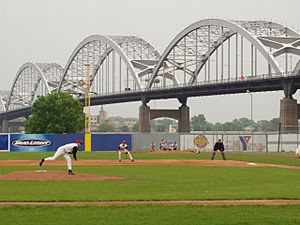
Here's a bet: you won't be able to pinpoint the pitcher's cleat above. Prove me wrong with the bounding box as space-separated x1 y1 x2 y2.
131 159 134 162
39 158 45 166
68 170 75 175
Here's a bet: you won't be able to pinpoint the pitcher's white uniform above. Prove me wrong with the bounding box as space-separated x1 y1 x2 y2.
39 140 82 175
118 140 134 162
44 143 77 170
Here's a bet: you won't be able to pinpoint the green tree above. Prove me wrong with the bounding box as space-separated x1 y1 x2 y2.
152 118 174 132
120 125 129 132
132 122 139 132
214 122 223 131
191 114 209 131
256 118 279 131
268 118 280 131
25 93 84 134
257 120 269 131
98 123 114 132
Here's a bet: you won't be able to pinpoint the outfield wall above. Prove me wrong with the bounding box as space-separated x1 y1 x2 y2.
0 132 299 153
179 132 299 153
91 134 131 151
1 133 131 152
0 134 8 151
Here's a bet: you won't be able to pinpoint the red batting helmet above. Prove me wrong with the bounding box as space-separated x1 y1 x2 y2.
122 139 126 143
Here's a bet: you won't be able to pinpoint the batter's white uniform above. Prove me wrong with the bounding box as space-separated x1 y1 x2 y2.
44 143 78 170
296 146 300 158
118 143 134 161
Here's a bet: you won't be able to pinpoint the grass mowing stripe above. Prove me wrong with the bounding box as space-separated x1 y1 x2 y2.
0 165 299 201
0 205 299 225
1 151 299 166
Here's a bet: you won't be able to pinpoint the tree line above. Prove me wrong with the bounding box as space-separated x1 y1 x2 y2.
24 93 280 133
191 114 280 132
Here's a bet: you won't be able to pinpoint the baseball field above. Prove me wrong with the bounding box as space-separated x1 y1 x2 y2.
0 151 299 225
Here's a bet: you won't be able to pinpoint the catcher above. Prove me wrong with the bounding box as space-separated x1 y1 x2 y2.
39 139 83 175
118 139 134 162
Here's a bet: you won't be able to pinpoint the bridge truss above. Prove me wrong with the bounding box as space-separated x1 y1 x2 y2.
1 19 300 118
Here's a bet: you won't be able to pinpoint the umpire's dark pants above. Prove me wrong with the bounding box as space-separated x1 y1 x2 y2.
211 150 226 160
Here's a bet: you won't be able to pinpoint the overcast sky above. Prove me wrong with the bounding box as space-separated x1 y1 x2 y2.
1 0 300 123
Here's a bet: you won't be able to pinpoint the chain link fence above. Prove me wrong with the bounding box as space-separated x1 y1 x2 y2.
132 132 300 153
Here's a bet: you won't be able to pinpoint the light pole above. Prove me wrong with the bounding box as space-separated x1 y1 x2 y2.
246 90 254 152
246 90 253 121
84 64 91 152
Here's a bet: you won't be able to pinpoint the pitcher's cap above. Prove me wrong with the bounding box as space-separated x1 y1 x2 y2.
76 139 83 144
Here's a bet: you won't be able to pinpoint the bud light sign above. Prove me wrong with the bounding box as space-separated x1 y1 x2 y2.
11 134 54 152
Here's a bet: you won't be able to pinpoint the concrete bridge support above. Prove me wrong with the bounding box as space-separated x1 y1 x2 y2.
279 80 299 133
139 104 151 132
279 98 299 133
138 103 190 133
178 104 190 132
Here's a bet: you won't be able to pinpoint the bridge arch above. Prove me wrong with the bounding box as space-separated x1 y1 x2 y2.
0 91 9 113
293 60 300 75
147 19 298 89
7 62 54 111
58 35 161 95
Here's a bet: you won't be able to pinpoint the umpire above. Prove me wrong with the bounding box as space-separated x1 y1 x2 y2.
211 139 226 160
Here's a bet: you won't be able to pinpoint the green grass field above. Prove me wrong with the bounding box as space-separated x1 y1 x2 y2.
1 151 300 166
1 205 299 225
0 151 299 224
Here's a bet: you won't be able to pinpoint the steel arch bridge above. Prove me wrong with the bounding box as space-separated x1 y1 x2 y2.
1 19 300 130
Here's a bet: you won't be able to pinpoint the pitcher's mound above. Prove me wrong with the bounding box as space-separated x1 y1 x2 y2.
0 170 125 181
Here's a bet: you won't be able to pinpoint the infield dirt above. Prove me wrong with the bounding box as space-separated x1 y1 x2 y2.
0 159 299 170
0 170 125 181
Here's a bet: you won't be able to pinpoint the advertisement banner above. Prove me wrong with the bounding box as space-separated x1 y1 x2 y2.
0 135 9 150
10 134 54 152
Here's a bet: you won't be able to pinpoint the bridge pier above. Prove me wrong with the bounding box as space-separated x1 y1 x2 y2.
138 102 190 133
178 104 190 132
279 80 299 133
279 98 299 133
139 104 151 132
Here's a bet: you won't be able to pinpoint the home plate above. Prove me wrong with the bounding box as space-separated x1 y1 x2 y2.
248 163 256 166
35 170 47 173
